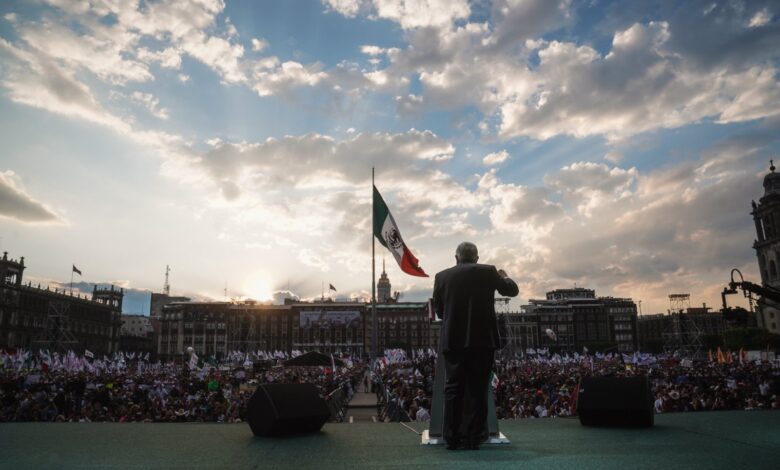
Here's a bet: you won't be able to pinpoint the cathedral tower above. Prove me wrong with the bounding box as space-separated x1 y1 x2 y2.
752 161 780 333
377 259 392 303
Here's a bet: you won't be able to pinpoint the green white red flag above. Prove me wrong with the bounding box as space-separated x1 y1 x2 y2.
373 185 427 277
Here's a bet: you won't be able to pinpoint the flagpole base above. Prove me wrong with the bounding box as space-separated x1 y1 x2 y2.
421 430 510 445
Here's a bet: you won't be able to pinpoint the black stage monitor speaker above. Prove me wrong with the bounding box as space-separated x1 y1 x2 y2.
578 376 654 427
247 383 331 437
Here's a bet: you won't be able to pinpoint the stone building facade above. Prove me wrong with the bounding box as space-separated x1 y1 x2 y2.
0 252 122 355
156 299 432 359
517 288 638 352
751 162 780 334
157 301 369 359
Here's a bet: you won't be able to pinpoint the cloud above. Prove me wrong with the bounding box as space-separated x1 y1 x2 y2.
483 149 510 165
0 171 63 223
9 0 776 145
323 0 369 18
361 45 385 56
485 0 572 51
136 47 182 69
371 0 470 30
498 21 780 140
545 162 636 217
272 290 300 304
0 38 130 132
251 38 269 52
324 0 780 141
749 8 772 28
325 0 469 29
478 169 564 235
476 127 779 313
250 58 328 96
16 18 153 85
197 129 455 193
129 91 170 120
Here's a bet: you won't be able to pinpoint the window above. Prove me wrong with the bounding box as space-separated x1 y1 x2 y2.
771 260 778 279
766 216 776 238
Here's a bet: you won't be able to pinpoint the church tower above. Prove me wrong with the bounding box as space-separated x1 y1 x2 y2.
377 259 392 303
92 284 124 312
752 161 780 333
0 252 25 286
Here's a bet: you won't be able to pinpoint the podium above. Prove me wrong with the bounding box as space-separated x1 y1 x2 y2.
421 344 509 445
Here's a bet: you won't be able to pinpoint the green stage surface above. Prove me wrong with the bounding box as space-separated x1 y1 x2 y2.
1 411 779 469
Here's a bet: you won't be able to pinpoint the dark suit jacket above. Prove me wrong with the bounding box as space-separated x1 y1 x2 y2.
433 263 519 353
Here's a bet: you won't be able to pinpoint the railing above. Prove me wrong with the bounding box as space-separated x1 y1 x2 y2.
325 381 351 422
375 377 414 422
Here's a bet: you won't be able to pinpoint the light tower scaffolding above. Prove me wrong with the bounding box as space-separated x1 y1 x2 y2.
494 297 514 359
663 293 705 359
32 300 79 353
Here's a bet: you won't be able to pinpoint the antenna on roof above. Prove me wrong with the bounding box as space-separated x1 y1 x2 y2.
163 265 170 296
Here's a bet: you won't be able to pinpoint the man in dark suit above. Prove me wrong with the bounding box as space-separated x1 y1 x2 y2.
432 242 519 450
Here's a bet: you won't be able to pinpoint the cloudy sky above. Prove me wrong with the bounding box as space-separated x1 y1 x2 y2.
1 0 779 315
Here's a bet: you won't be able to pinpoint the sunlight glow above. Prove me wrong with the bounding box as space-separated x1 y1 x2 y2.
243 272 273 301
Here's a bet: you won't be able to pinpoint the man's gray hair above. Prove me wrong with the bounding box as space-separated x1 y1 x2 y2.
455 242 479 263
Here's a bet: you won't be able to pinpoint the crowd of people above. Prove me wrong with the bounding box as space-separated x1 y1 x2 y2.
375 351 780 422
3 348 779 423
0 350 365 423
374 352 437 422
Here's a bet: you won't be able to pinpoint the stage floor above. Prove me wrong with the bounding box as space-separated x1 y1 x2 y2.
1 411 778 469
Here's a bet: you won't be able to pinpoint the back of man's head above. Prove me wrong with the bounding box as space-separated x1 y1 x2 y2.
455 242 478 264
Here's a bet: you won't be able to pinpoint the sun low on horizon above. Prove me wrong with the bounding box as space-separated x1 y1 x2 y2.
240 272 274 303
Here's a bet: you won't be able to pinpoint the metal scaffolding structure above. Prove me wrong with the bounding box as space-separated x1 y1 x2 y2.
663 293 705 358
496 298 522 360
32 300 79 353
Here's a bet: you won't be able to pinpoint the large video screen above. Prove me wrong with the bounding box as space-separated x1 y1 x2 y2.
299 310 361 329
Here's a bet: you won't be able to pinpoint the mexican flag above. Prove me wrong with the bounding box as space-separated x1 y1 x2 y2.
373 186 428 277
490 371 500 391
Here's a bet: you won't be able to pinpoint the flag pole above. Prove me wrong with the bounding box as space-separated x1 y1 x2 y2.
70 264 74 295
372 167 377 360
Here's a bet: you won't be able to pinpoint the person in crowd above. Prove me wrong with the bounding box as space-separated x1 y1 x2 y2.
416 399 431 422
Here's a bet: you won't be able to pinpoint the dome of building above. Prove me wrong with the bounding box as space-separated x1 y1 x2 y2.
763 160 780 197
